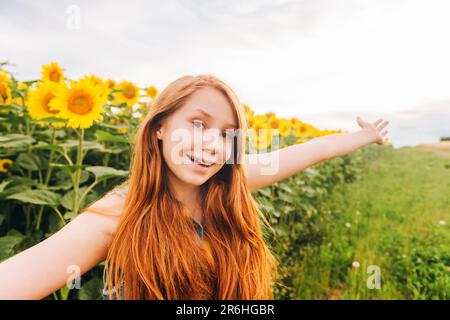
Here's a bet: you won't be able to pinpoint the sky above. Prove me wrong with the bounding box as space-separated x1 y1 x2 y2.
1 0 449 148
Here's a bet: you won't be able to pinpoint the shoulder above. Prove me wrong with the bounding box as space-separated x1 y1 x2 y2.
84 192 126 217
81 182 129 235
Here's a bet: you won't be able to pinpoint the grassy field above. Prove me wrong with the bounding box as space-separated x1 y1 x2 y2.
292 145 450 299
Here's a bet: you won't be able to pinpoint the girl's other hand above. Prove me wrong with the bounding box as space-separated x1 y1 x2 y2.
356 116 390 145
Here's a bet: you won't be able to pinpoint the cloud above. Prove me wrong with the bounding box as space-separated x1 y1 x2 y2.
298 100 450 148
2 0 449 147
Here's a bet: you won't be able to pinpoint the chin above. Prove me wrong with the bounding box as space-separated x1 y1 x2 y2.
179 173 210 186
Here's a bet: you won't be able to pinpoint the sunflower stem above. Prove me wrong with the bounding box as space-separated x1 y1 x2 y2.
72 128 84 216
35 126 57 230
52 206 67 226
102 143 110 188
78 179 100 210
24 205 31 236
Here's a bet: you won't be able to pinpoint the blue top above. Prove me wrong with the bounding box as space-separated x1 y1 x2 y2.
101 219 205 300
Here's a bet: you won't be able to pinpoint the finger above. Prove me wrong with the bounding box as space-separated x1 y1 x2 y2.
378 120 389 131
356 116 365 127
374 119 383 126
382 130 388 136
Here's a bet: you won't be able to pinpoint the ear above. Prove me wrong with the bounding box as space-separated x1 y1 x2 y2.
156 122 164 140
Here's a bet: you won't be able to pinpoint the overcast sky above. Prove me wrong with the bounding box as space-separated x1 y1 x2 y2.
2 0 449 148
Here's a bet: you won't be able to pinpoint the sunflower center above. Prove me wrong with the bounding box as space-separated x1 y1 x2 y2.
69 92 93 115
0 160 12 172
0 83 7 100
270 120 279 129
43 93 59 114
49 71 61 82
123 86 136 99
298 125 306 133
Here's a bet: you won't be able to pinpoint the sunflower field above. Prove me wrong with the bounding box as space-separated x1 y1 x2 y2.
0 61 397 299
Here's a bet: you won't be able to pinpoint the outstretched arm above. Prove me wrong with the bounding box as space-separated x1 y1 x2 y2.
0 192 124 299
243 117 389 192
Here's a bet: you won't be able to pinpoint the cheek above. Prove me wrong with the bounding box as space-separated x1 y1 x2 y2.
225 139 236 161
161 130 192 166
216 140 234 164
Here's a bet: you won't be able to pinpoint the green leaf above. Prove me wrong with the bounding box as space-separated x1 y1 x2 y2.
47 181 73 191
278 193 293 204
0 177 39 199
49 170 90 191
59 140 79 150
0 180 12 193
79 276 103 300
6 189 61 206
82 141 106 152
95 129 129 144
15 152 42 171
49 163 84 174
278 184 293 193
38 116 68 124
85 166 129 182
59 140 107 153
60 186 97 212
32 142 66 155
0 134 35 149
90 145 124 154
0 234 25 262
63 211 77 220
257 187 272 198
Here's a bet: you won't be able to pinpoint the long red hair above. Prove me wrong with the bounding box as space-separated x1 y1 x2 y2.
103 74 278 299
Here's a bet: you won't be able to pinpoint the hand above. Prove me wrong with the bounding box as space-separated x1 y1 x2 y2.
356 116 389 145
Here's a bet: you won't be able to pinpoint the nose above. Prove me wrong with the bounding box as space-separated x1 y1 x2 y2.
202 131 220 155
193 129 222 157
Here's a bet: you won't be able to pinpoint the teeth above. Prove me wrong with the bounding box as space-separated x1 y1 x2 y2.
188 155 213 167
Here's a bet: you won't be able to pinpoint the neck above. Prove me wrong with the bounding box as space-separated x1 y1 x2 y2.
167 171 204 225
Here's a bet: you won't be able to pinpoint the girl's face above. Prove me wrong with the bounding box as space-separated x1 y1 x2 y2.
156 87 238 186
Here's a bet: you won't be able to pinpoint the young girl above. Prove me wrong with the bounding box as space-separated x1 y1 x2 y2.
0 74 389 300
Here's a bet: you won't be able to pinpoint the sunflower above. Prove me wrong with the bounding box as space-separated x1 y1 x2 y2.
279 118 292 137
289 117 301 127
243 103 254 117
41 61 64 83
26 80 65 128
0 81 12 106
0 69 11 83
146 85 158 99
256 133 271 151
252 118 268 135
18 82 28 91
106 79 116 89
80 74 110 100
263 112 276 120
248 119 271 150
12 96 24 106
117 127 128 134
294 122 311 137
268 117 291 137
112 81 140 107
0 159 13 173
246 113 255 128
138 102 149 111
49 78 106 129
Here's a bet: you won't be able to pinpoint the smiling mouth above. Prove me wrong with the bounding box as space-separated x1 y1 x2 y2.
186 154 214 168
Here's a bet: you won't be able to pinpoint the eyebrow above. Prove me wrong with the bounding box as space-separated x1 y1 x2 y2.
192 108 237 129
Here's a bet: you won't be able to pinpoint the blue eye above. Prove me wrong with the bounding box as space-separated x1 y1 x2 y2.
192 120 204 129
221 131 231 139
193 119 233 140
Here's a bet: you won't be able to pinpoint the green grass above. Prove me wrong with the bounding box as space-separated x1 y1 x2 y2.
293 146 450 299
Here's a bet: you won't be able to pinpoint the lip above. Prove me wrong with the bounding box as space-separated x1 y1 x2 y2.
185 154 214 170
